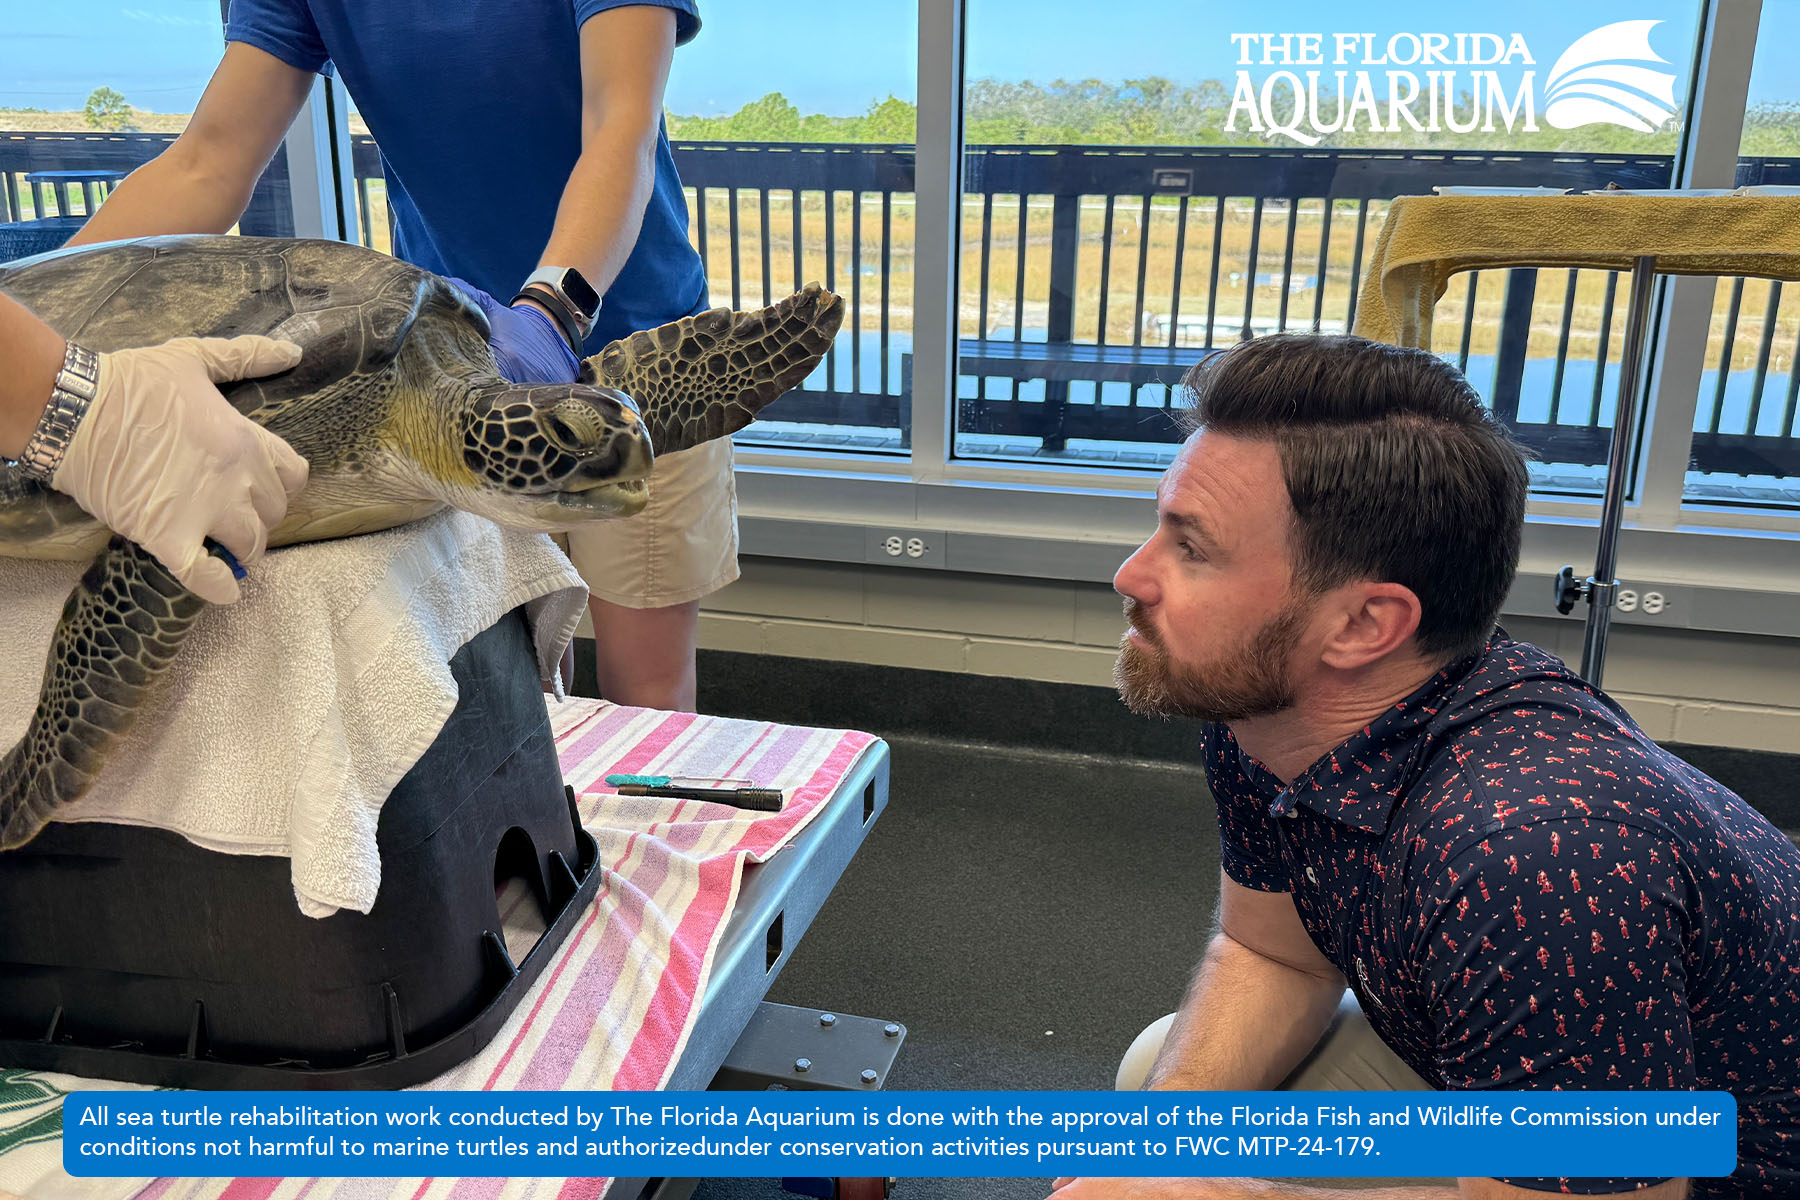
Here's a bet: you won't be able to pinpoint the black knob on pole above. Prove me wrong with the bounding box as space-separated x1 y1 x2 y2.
1553 565 1586 616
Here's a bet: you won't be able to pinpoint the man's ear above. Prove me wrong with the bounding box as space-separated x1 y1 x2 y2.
1316 582 1424 671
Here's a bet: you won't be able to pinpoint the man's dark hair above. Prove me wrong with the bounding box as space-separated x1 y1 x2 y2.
1181 333 1529 662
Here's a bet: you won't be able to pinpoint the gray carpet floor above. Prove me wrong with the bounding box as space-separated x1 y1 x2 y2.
691 733 1219 1200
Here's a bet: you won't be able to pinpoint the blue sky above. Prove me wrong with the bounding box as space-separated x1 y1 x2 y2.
1 0 1792 117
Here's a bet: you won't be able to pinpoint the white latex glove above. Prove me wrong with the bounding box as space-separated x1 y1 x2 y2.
49 335 309 604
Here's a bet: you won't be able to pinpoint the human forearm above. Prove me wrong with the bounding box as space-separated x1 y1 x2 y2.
67 145 252 245
532 2 679 304
466 120 660 381
0 292 68 456
1144 932 1345 1091
536 117 660 296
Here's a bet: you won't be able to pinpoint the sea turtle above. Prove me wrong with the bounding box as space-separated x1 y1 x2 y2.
0 234 842 850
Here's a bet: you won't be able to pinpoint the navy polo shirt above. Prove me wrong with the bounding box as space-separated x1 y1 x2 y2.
225 0 709 352
1207 635 1800 1196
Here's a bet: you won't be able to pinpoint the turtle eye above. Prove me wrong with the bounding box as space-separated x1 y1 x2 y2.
546 402 611 450
546 414 581 448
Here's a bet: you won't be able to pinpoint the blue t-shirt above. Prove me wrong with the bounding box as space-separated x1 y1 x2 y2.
1207 635 1800 1196
225 0 708 351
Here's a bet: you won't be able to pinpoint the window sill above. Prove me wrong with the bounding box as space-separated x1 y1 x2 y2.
732 460 1800 640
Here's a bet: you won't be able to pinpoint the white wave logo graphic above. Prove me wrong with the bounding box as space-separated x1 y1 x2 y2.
1544 20 1678 132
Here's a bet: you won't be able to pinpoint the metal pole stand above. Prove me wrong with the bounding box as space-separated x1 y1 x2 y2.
1552 255 1659 688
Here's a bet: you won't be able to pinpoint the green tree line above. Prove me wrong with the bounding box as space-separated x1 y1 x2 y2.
668 77 1800 156
50 77 1800 155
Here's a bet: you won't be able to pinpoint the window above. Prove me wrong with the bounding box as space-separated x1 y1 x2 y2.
346 95 389 253
0 1 215 253
669 5 919 454
0 1 304 252
1685 0 1800 507
954 1 1703 490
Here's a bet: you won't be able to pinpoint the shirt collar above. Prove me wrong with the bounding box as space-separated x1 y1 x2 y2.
1242 642 1503 836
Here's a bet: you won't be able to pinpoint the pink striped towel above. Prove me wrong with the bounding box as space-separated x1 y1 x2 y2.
0 699 882 1200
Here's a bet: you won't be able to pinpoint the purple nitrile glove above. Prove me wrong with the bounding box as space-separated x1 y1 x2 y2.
447 277 582 384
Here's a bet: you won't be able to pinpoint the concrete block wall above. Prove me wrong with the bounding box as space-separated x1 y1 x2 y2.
694 557 1800 755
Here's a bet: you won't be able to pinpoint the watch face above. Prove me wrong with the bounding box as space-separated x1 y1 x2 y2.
561 269 600 317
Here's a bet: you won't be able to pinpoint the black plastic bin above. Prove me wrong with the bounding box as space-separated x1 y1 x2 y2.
0 607 600 1089
0 216 87 263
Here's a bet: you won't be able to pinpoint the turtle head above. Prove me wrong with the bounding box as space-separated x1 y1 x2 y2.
456 383 655 529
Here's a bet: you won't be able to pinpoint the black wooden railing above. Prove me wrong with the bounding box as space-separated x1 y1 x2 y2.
660 142 1799 480
5 130 1799 483
0 130 299 240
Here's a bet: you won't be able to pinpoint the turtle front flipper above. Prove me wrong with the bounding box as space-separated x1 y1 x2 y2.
582 282 844 454
0 537 204 850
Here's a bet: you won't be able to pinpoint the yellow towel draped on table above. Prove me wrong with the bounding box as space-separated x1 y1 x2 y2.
1350 195 1800 348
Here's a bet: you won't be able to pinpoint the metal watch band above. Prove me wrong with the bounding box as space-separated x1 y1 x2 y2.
16 342 101 482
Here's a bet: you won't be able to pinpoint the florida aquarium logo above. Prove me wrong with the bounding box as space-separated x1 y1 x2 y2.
1225 19 1679 144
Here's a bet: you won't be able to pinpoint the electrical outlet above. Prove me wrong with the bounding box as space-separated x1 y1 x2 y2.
1610 580 1679 623
865 527 946 567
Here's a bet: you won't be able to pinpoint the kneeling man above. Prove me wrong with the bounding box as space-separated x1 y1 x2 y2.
1066 334 1799 1200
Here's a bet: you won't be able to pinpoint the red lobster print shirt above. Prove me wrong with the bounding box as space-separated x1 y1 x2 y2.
1204 635 1800 1196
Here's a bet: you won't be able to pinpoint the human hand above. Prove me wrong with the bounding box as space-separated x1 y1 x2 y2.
50 336 309 604
447 277 582 384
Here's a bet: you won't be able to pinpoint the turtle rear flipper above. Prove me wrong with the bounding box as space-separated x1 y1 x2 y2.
581 283 843 455
0 537 204 850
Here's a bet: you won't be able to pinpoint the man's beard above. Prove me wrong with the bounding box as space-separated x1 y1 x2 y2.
1114 598 1306 722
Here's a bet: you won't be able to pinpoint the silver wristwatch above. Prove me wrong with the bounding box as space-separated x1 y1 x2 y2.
520 265 601 340
15 342 101 482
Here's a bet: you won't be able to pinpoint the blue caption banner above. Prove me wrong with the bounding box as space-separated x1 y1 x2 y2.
63 1090 1737 1179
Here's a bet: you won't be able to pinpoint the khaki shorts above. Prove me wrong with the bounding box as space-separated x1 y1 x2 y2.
559 436 739 609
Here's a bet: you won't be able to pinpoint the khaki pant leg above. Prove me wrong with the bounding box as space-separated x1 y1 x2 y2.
1117 1012 1179 1092
561 436 738 609
1115 991 1432 1092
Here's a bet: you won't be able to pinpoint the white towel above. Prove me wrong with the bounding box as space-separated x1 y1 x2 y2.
0 510 588 918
